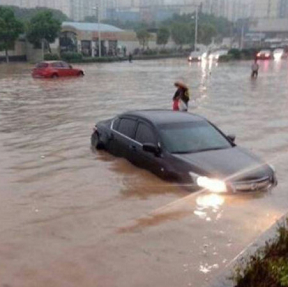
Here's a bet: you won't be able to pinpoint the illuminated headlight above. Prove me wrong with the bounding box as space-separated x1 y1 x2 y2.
215 55 219 60
190 172 227 193
189 57 192 61
198 57 201 60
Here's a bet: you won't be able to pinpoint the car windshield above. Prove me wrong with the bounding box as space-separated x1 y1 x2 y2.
159 121 232 154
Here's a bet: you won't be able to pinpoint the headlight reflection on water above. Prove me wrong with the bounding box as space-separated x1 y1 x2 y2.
196 194 225 210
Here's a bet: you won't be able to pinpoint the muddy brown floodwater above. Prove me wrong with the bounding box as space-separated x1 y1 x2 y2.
0 59 288 287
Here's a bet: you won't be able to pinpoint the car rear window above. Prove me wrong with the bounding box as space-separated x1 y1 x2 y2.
36 62 48 69
117 118 137 139
61 62 70 68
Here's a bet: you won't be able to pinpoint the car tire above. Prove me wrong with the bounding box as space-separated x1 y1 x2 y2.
91 132 104 150
78 71 84 76
51 73 59 79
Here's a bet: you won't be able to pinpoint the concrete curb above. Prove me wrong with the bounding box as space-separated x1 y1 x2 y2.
209 212 288 287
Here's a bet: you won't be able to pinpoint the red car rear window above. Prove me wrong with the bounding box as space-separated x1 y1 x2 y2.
36 62 49 69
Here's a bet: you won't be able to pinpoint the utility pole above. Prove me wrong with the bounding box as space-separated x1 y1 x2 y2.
93 3 102 58
195 6 198 51
240 20 245 49
191 4 199 51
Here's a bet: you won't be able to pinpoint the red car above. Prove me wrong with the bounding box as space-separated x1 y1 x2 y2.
256 50 272 60
32 61 84 78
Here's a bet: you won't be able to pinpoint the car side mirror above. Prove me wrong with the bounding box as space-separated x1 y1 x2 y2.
69 65 73 69
143 143 161 156
227 134 236 143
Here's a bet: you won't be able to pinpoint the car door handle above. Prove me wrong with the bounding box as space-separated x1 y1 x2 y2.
129 145 137 151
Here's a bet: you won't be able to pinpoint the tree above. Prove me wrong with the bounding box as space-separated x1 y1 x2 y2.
0 7 23 63
156 27 170 47
198 23 217 45
26 11 61 56
2 5 68 22
136 29 151 48
170 23 191 48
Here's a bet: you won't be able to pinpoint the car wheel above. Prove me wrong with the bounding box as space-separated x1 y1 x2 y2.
78 71 84 76
51 73 59 79
91 132 104 150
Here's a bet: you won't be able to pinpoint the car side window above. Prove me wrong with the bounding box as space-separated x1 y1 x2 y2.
112 118 121 130
117 118 137 139
135 123 157 144
51 62 62 68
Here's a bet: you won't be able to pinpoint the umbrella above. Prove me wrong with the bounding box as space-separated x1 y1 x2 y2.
174 81 188 89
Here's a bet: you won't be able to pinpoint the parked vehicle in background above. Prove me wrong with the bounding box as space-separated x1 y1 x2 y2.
91 110 277 193
32 61 84 78
256 50 273 60
188 51 207 62
208 50 229 61
273 48 287 60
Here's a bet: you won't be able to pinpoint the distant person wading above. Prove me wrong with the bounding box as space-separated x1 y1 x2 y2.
251 59 259 78
173 81 190 112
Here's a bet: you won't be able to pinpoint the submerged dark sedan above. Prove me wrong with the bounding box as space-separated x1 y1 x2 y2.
91 110 277 193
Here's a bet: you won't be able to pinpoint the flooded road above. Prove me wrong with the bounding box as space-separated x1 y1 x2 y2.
0 59 288 287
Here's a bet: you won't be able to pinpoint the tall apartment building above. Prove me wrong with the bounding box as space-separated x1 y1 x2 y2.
252 0 288 18
201 0 252 21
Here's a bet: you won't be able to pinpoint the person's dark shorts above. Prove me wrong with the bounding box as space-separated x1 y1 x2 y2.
251 71 258 77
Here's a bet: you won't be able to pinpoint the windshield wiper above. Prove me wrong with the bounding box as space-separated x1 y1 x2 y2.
172 150 195 154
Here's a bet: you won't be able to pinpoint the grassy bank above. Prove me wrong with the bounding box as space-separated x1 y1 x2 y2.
233 219 288 287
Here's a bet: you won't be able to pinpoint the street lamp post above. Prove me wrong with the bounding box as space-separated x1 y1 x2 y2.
194 6 198 51
93 4 102 58
191 4 199 51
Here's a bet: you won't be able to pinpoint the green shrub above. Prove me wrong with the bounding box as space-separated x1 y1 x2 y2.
61 52 83 61
218 54 233 62
228 48 241 59
44 53 60 60
159 48 174 55
142 49 158 56
241 48 258 60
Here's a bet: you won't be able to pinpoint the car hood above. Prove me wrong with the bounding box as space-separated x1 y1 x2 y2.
173 147 272 181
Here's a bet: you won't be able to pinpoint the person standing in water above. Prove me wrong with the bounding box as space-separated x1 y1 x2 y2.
251 59 259 78
173 81 190 112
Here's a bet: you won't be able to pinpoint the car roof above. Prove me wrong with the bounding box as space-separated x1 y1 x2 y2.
120 110 205 125
38 61 66 64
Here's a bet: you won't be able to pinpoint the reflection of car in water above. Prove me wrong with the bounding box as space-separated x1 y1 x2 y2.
209 50 229 61
91 110 277 193
188 51 206 62
32 61 84 78
273 48 287 60
256 50 273 60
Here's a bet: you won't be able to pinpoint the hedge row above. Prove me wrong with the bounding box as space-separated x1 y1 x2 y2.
44 52 187 63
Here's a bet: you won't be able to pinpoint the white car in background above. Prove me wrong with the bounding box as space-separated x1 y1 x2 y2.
209 50 229 61
273 48 287 60
188 51 207 62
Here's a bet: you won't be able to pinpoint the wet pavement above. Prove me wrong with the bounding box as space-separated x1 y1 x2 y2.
0 59 288 287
